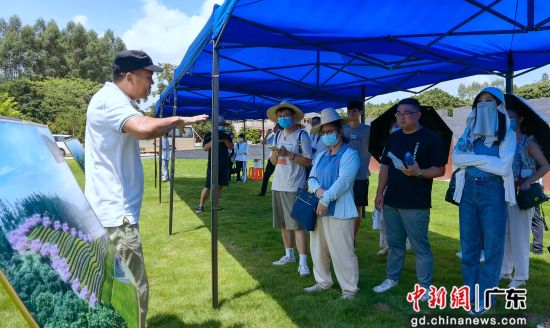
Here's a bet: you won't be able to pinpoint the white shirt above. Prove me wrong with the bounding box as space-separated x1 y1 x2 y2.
84 82 144 227
271 128 313 192
234 142 248 161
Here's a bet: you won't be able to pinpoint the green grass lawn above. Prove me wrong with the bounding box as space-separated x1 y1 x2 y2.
1 158 549 327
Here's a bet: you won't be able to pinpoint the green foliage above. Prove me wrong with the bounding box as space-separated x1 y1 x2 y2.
365 99 398 118
413 88 467 116
238 127 261 143
0 15 126 83
457 79 504 102
0 92 20 117
515 80 550 100
0 77 102 140
192 121 212 140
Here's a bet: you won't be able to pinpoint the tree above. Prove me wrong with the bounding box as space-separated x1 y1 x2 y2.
413 88 467 116
457 79 504 102
238 127 261 143
0 93 20 117
515 80 550 99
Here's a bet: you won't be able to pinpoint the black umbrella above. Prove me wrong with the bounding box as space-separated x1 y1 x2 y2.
505 94 550 163
369 105 453 162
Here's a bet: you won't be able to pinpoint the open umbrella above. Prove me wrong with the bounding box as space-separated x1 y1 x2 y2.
369 105 453 162
505 94 550 163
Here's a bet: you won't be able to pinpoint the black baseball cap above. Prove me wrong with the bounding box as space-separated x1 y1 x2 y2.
113 50 163 73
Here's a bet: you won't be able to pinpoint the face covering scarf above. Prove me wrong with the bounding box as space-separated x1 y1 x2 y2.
472 101 498 138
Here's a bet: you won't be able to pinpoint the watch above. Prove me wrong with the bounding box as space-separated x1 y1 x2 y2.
416 169 423 179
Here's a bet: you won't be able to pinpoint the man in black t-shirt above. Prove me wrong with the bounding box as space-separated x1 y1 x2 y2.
195 117 233 214
372 98 446 298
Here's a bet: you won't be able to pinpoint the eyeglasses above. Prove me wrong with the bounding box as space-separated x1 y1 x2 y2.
320 129 337 136
394 111 419 117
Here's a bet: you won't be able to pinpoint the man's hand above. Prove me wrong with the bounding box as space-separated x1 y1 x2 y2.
277 146 290 157
374 191 384 210
180 114 208 126
316 202 328 217
401 160 420 177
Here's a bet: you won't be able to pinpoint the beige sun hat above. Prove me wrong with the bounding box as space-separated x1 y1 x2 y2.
310 107 345 134
266 100 305 123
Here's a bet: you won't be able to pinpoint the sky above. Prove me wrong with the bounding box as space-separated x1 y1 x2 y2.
2 0 550 105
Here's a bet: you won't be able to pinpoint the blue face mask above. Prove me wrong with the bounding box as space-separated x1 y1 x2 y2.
509 118 517 131
278 117 293 129
321 132 339 147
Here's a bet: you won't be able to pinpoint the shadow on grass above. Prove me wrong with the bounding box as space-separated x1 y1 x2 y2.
172 175 550 327
148 314 242 328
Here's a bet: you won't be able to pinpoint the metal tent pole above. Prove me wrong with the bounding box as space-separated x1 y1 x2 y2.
158 105 164 203
154 135 157 189
361 85 366 123
506 51 514 94
169 89 177 235
211 41 220 309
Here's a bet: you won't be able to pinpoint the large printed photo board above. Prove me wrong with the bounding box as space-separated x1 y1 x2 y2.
0 118 140 328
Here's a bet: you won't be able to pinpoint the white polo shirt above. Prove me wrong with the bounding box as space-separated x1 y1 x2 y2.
84 82 143 228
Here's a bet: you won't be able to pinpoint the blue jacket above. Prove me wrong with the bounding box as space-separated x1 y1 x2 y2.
308 146 360 219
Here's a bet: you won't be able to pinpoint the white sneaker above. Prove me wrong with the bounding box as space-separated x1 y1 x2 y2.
500 273 512 281
373 279 398 293
272 255 296 266
508 279 526 288
298 264 310 276
340 292 355 300
419 290 430 302
304 284 326 293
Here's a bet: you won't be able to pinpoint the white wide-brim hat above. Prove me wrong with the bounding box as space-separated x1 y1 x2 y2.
310 107 345 134
267 100 305 123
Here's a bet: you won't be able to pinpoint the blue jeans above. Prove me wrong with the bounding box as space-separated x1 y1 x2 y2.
459 174 506 309
384 205 433 288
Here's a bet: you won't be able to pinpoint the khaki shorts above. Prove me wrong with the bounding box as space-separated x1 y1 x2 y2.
272 191 303 230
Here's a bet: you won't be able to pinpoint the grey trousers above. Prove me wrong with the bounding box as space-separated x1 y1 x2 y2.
106 223 149 328
384 205 433 288
532 205 544 254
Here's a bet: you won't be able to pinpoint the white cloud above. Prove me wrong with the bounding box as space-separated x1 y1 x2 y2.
122 0 223 65
72 15 89 27
0 166 15 176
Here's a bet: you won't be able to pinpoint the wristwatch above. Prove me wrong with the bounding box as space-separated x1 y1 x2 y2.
416 169 423 179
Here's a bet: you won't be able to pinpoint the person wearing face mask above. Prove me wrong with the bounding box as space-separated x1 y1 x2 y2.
195 116 234 214
373 98 446 301
309 116 328 157
267 101 313 277
234 133 249 183
451 87 516 314
500 107 550 288
343 100 372 240
303 107 360 299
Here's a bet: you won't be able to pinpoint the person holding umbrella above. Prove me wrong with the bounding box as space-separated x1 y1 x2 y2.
500 103 550 288
451 87 516 314
372 98 446 298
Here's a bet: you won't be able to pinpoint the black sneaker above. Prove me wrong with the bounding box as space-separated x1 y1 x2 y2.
195 206 204 214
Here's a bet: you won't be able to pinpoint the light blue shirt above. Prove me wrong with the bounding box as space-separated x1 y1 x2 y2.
308 145 360 219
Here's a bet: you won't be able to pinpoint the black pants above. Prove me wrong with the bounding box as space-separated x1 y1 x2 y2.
236 161 246 181
259 161 276 195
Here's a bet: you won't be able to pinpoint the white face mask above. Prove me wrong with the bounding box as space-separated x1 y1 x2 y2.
473 101 498 137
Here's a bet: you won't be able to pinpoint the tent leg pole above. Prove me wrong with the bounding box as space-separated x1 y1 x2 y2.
154 138 157 189
506 51 514 94
169 90 177 235
361 85 366 123
211 41 220 310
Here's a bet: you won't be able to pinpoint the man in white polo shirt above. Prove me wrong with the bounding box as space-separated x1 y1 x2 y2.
85 50 207 327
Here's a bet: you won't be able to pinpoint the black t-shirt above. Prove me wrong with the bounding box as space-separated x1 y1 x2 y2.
380 127 446 209
203 130 232 168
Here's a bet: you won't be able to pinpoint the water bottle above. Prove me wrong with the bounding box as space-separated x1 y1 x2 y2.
404 152 414 168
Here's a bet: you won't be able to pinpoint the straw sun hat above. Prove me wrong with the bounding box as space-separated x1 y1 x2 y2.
266 100 305 123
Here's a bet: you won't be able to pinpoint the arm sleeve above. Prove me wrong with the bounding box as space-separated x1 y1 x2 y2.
108 100 142 134
308 152 323 193
300 131 313 159
319 149 360 207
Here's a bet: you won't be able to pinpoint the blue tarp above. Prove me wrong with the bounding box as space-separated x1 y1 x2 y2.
156 0 550 119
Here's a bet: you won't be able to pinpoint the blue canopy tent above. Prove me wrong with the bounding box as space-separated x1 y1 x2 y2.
154 0 550 308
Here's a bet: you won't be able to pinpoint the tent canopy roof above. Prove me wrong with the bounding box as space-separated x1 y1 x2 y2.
156 0 550 120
